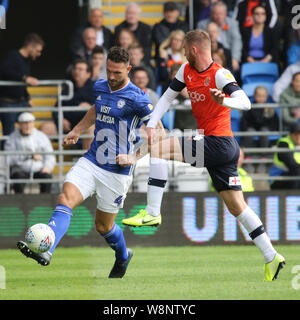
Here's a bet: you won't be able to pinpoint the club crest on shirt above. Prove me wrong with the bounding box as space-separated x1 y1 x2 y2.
117 99 125 109
223 70 235 81
187 74 193 82
148 104 154 111
204 76 210 86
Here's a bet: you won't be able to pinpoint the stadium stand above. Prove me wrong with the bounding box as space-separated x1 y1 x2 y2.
101 0 186 30
1 0 299 194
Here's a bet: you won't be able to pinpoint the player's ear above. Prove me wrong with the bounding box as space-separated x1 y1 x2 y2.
127 64 132 73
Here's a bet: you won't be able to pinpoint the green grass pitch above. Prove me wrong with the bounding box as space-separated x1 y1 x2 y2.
0 245 299 300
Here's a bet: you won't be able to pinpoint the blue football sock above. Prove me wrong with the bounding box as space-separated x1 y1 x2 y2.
48 204 72 255
102 223 128 263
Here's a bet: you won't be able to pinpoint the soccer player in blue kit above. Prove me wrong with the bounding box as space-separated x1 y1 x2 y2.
17 46 168 278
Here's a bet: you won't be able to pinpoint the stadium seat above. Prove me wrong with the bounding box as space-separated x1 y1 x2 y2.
231 109 240 132
241 62 279 84
242 82 274 99
161 110 175 130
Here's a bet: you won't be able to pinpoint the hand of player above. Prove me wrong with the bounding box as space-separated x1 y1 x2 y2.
209 88 225 105
146 127 157 146
63 129 80 146
116 154 137 166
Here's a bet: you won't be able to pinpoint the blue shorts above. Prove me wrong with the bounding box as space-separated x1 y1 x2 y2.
179 135 242 192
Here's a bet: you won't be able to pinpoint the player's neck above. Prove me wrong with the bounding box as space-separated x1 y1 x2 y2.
109 78 130 92
194 57 214 73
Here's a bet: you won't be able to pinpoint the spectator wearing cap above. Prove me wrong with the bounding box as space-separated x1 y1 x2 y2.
114 3 153 65
4 112 56 194
152 1 189 59
0 33 44 137
270 123 300 190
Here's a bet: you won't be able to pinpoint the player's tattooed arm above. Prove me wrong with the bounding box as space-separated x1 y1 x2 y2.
63 105 96 145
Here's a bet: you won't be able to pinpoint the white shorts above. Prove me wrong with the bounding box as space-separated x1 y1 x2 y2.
65 157 133 213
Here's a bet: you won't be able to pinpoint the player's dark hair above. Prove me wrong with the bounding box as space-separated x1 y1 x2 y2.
92 45 105 56
73 59 92 74
107 46 130 65
23 33 45 47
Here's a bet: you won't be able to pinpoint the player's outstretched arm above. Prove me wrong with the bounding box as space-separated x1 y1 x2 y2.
210 88 251 111
63 105 96 146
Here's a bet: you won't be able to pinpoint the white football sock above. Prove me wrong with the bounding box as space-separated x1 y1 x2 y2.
145 157 168 217
236 206 276 263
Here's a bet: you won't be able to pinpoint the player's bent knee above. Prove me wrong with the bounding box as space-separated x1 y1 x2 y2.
95 220 114 235
227 201 247 217
57 192 73 208
57 183 83 209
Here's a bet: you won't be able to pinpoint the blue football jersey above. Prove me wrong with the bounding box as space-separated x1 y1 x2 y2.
84 79 153 175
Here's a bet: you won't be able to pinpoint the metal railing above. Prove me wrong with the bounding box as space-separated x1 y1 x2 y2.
0 80 74 192
1 79 300 192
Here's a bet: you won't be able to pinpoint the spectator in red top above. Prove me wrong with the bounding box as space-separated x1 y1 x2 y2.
232 0 279 34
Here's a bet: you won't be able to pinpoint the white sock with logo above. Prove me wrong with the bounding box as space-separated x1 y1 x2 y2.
145 158 168 217
236 206 276 263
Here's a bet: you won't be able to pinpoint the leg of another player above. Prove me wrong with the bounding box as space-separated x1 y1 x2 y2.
147 136 183 217
122 137 183 227
150 136 184 162
220 189 277 263
141 125 169 218
48 182 84 255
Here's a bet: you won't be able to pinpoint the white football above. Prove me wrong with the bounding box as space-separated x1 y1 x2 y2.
25 223 55 253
